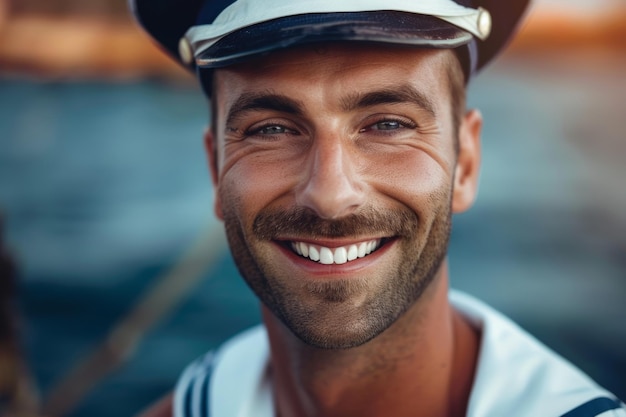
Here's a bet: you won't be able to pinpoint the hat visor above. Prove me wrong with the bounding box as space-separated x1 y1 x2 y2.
195 11 473 68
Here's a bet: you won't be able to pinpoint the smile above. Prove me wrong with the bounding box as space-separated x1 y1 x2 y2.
290 239 382 265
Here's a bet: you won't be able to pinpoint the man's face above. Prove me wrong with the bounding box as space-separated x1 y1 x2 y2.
208 43 479 349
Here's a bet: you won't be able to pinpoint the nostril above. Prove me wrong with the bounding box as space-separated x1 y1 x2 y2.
295 173 365 219
296 142 366 218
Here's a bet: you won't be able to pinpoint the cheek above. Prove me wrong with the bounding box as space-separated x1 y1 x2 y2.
218 155 297 220
368 151 452 210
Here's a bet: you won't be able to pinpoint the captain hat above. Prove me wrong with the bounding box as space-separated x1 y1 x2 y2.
130 0 529 81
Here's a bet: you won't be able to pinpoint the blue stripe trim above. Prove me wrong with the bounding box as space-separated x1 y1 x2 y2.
199 369 210 417
561 397 624 417
183 377 194 417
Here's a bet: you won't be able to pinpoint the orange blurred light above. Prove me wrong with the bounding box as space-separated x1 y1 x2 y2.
0 3 624 80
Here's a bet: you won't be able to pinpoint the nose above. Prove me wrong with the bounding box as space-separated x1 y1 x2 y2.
295 137 366 219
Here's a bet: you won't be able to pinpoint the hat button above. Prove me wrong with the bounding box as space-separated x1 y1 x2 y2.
178 37 194 65
477 7 492 39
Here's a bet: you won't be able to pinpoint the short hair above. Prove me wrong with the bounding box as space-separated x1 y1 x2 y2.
446 48 468 154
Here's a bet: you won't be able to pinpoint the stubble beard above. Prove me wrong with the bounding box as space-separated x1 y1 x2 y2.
221 193 452 350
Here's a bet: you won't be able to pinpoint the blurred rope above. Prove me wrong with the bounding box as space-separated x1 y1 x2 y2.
41 222 228 417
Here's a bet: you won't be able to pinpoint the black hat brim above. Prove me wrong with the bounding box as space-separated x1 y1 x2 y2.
130 0 530 73
195 12 474 68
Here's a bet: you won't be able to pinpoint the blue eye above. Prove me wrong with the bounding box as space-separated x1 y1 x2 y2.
374 120 402 131
246 123 299 137
360 117 416 133
259 125 289 134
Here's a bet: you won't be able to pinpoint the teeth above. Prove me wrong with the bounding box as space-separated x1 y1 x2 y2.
358 242 367 258
320 247 333 265
347 245 358 261
290 239 381 264
300 242 309 257
334 247 348 264
309 246 320 262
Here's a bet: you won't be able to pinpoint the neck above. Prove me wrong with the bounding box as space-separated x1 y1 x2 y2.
264 263 479 417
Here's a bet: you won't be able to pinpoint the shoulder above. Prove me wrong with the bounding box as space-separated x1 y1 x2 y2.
559 397 626 417
450 291 626 417
173 350 217 417
173 325 270 417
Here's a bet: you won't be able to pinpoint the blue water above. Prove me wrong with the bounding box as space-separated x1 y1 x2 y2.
1 55 625 416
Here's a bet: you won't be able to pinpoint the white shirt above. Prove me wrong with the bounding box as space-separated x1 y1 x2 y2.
174 291 625 417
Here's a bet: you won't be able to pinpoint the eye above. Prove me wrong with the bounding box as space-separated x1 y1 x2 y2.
246 123 299 137
373 120 402 131
359 117 416 133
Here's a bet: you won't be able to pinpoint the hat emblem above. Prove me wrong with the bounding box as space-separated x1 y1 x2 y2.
178 37 194 65
477 7 492 39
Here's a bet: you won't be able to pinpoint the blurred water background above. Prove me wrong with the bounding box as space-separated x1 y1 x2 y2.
0 0 625 416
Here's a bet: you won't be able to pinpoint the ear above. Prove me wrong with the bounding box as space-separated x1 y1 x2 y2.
452 109 482 214
204 126 224 221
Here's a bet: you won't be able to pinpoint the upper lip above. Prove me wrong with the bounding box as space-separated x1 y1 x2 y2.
275 236 388 247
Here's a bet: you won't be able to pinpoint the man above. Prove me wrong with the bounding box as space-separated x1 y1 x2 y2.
130 1 626 416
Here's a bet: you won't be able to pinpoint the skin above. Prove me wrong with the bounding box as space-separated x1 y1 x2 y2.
138 42 483 417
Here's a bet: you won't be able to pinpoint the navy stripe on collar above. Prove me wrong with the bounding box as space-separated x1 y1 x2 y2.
561 397 625 417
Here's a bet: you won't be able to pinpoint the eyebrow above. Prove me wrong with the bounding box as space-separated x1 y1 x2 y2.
225 92 304 126
225 85 436 127
340 85 437 118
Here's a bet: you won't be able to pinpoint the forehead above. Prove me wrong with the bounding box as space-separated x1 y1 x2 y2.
213 43 457 110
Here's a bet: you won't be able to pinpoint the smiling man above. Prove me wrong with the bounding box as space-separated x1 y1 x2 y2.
130 1 626 417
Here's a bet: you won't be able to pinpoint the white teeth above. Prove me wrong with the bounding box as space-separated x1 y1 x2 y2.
309 246 320 262
320 247 333 265
347 245 358 261
334 247 348 264
300 242 309 257
290 239 381 264
358 242 367 258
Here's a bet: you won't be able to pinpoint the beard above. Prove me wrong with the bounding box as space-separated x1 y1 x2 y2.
221 192 452 350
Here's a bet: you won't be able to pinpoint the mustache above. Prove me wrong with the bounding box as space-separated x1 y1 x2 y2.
253 206 419 240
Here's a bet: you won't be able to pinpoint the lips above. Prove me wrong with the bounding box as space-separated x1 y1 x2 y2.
290 239 381 265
